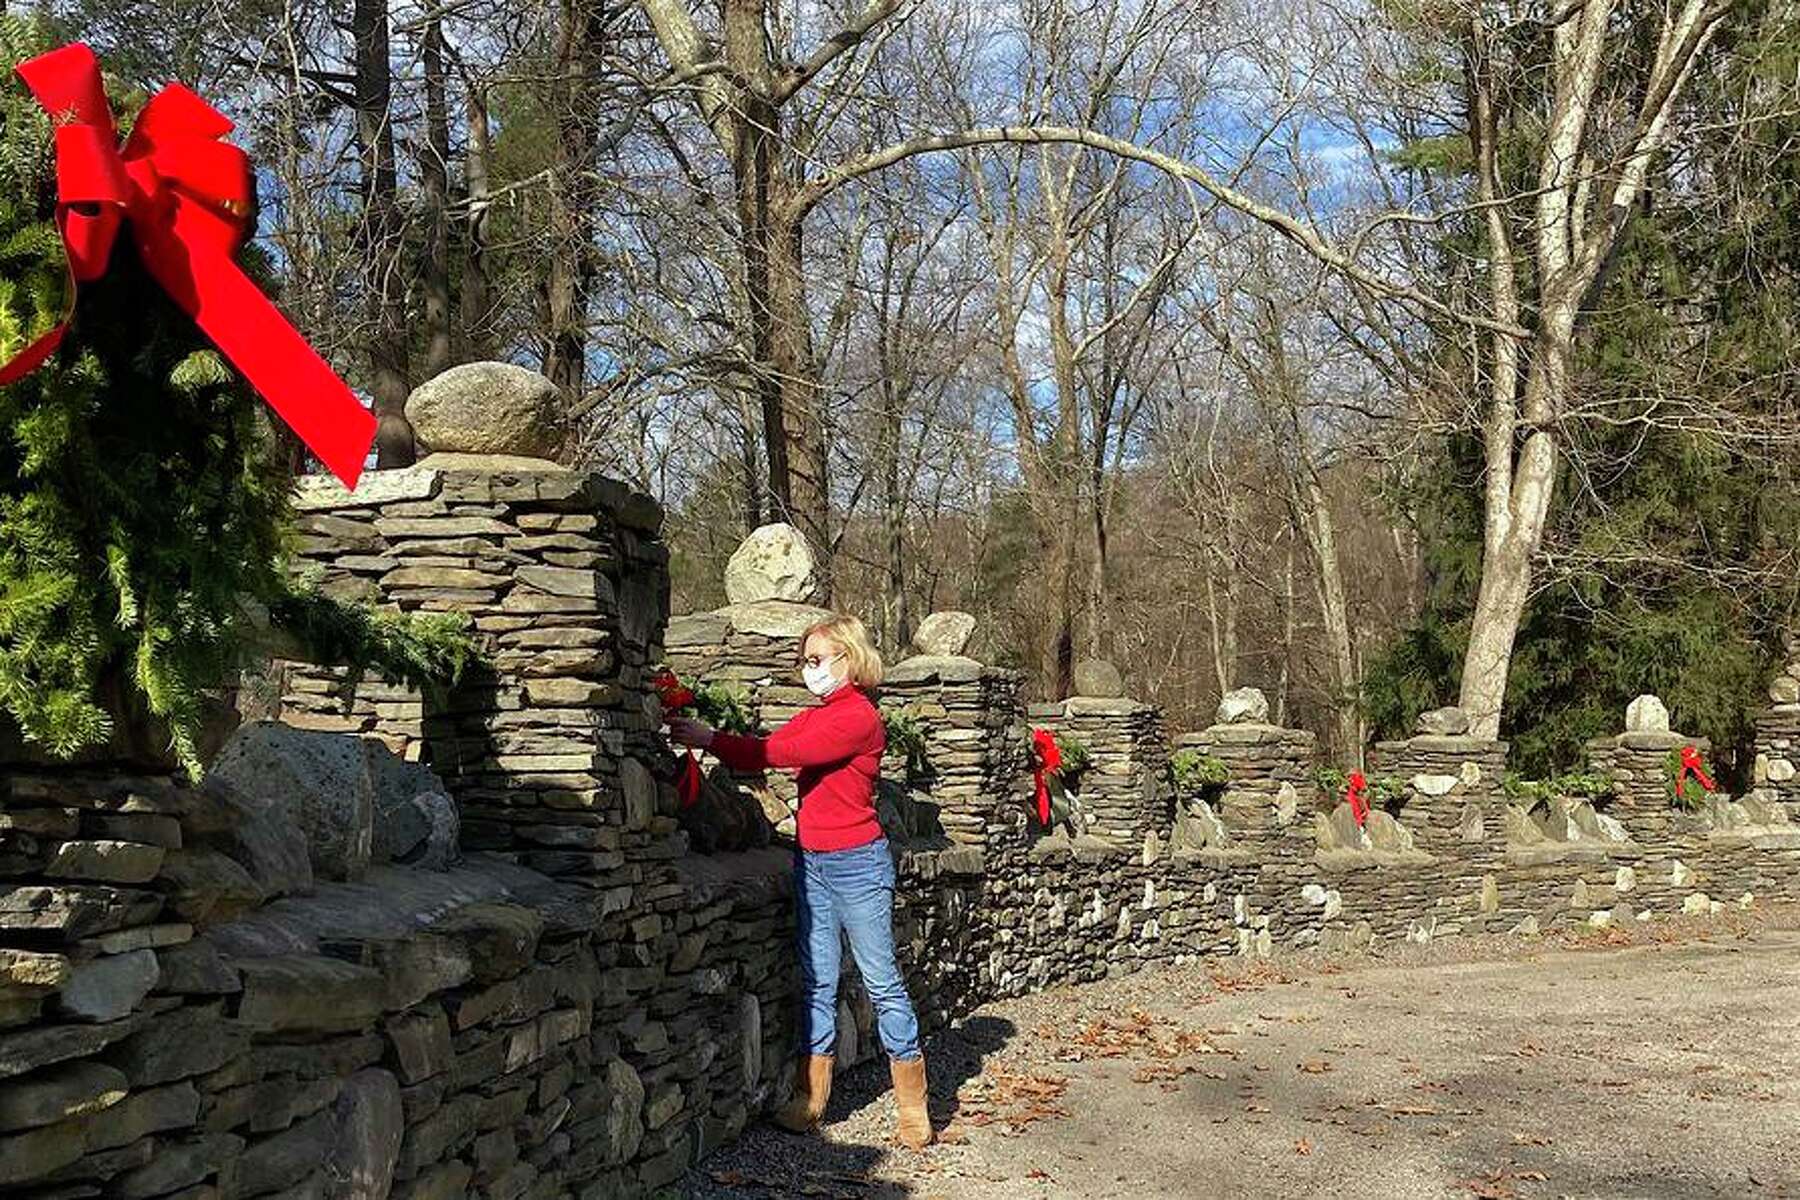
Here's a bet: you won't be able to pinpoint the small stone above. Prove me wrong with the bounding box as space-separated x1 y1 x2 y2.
1458 804 1486 843
236 956 383 1035
1614 866 1636 894
0 1060 128 1131
1416 706 1471 736
1739 892 1755 909
1411 773 1459 797
724 524 822 606
1770 758 1797 783
1322 891 1342 920
1588 910 1611 928
1214 686 1267 724
1626 694 1670 733
0 1118 85 1186
910 612 977 657
1301 883 1327 906
1771 676 1800 704
1670 859 1693 887
44 841 166 885
1571 879 1590 909
0 950 70 993
325 1068 403 1200
1479 876 1500 914
55 949 159 1022
1681 892 1710 915
406 362 566 458
1510 916 1540 937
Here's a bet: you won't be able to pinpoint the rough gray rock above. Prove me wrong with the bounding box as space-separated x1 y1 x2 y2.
207 722 375 882
405 362 566 458
1626 693 1671 734
0 1060 127 1131
724 524 822 606
54 949 159 1022
324 1068 404 1200
1415 706 1471 736
1071 659 1125 699
911 612 977 657
1215 687 1269 726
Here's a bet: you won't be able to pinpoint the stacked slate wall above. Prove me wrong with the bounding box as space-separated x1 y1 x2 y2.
13 460 1800 1199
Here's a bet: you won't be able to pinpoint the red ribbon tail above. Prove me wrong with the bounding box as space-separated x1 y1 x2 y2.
677 751 703 810
1034 770 1050 825
138 237 375 489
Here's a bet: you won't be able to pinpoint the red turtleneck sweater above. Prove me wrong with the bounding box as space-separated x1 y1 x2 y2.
708 685 886 852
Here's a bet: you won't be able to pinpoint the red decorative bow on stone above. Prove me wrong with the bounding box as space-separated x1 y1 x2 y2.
1347 771 1369 827
1 44 376 488
1677 745 1715 796
1031 727 1061 826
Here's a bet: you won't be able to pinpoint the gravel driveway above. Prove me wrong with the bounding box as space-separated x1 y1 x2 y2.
683 910 1800 1199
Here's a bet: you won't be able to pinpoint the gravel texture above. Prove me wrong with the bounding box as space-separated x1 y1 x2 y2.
683 907 1800 1198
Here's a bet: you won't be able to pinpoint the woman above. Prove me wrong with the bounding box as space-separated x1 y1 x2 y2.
666 613 932 1151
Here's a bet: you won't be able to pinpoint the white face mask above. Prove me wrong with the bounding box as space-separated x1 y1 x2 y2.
802 655 844 698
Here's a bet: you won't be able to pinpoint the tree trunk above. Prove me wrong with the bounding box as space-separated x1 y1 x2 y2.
353 0 414 466
542 0 607 415
1299 473 1363 765
418 19 452 382
461 80 495 360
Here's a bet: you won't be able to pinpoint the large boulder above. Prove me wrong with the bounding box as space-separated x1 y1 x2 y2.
404 362 566 458
1215 686 1269 726
206 724 376 882
1626 694 1670 734
1071 659 1125 699
911 612 976 657
1416 706 1471 736
724 524 822 606
205 725 460 883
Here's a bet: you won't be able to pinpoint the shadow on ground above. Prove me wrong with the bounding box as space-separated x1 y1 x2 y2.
682 1014 1018 1198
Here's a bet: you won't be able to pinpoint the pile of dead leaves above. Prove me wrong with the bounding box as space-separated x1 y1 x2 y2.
1037 1006 1231 1065
941 1061 1070 1139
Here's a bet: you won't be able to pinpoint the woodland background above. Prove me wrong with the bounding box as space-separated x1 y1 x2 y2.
30 0 1800 778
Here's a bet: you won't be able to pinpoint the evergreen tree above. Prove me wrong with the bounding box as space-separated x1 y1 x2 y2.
1364 2 1800 777
0 18 469 773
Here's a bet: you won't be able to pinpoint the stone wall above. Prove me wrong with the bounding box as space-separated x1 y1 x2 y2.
1030 695 1168 849
15 484 1800 1199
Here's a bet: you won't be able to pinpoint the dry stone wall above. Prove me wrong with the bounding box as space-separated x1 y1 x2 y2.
12 458 1800 1199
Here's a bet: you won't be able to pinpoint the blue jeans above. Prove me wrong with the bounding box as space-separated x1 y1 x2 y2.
795 838 922 1061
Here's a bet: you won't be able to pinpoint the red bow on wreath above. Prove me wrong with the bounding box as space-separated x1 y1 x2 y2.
1346 770 1370 827
1677 745 1716 796
651 668 704 808
1 44 376 488
1030 727 1061 826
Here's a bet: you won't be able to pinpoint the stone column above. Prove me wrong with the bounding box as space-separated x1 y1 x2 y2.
881 654 1028 849
1754 644 1800 817
1366 706 1506 850
277 457 671 879
1028 660 1170 849
1584 694 1713 843
1176 687 1317 851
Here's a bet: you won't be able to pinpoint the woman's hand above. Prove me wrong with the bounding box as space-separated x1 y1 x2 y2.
666 715 715 749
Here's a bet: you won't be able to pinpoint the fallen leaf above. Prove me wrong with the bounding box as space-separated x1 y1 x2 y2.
1298 1060 1333 1074
1295 1138 1313 1156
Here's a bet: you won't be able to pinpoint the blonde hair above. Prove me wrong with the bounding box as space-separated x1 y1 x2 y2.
800 613 883 688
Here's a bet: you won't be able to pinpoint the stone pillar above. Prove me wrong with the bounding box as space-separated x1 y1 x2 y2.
1754 645 1800 816
881 654 1029 849
1367 707 1506 851
1176 687 1317 850
1028 660 1169 848
277 458 671 879
1585 694 1712 843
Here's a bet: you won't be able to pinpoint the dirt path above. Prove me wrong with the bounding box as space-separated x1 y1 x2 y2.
682 914 1800 1199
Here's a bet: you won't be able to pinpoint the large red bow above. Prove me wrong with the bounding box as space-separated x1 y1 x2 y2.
1677 745 1715 796
1346 770 1369 827
0 44 375 488
1031 727 1061 826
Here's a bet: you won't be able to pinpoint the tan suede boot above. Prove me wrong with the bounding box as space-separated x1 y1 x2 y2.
773 1054 833 1133
890 1055 932 1150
